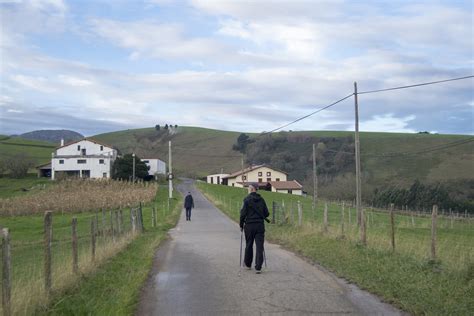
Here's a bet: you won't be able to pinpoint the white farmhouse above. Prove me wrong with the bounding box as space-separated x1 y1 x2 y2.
206 173 229 185
141 158 166 178
51 139 118 180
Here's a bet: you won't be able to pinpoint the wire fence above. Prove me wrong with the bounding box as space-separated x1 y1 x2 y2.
0 201 162 316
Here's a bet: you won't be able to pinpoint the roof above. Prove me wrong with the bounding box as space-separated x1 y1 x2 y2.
223 164 288 179
36 162 51 169
236 182 270 188
269 180 303 190
56 138 115 150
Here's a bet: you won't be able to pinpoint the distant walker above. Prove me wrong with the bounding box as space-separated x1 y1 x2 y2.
184 192 194 221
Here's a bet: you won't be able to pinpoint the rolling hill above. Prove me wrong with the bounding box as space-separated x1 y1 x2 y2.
18 129 84 144
92 127 473 201
0 135 56 167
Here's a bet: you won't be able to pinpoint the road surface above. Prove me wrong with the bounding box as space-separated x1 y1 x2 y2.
137 179 402 315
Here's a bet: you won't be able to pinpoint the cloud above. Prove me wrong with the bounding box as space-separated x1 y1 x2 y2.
359 114 417 133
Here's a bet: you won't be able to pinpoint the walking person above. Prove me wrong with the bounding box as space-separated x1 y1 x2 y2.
240 183 270 274
184 192 194 221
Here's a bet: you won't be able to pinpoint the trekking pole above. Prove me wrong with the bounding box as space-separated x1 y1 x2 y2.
239 229 243 276
263 248 267 269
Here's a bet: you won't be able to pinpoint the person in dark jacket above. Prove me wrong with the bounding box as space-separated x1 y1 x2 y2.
240 183 270 274
184 192 194 221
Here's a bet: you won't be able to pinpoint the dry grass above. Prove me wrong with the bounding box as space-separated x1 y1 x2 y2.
0 179 157 216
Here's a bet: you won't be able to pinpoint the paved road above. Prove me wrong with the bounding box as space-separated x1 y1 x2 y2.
137 179 402 315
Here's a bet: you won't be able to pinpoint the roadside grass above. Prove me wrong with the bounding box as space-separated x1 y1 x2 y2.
197 182 474 315
38 187 181 315
0 186 180 315
0 174 53 198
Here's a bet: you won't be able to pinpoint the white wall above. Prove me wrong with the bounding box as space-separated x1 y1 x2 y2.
142 159 166 176
52 157 113 179
56 140 116 157
206 174 229 184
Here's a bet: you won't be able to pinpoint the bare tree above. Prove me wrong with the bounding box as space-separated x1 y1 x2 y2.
5 153 34 178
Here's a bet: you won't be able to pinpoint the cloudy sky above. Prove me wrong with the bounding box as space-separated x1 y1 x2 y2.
0 0 472 136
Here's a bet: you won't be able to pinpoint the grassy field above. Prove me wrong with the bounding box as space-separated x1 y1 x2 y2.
197 182 474 315
39 187 181 315
0 174 53 198
0 184 179 315
92 126 473 191
0 135 55 167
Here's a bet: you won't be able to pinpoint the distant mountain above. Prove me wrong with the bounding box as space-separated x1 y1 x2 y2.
18 130 84 145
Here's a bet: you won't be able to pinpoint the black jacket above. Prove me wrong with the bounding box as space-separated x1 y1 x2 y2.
184 195 194 209
240 192 269 228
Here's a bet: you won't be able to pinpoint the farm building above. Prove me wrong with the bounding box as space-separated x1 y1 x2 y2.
206 173 229 185
210 164 303 195
141 158 166 178
222 164 288 188
51 138 118 180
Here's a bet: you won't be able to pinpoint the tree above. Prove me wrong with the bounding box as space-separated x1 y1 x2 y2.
5 153 34 178
112 154 149 180
175 124 178 128
164 124 169 130
0 158 7 177
232 133 253 153
155 124 161 131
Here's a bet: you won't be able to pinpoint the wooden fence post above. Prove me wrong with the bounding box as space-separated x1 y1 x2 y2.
272 202 276 224
152 205 157 227
2 228 12 316
297 201 302 227
340 202 345 238
324 203 328 233
139 202 145 232
72 217 78 274
360 207 367 246
91 219 96 262
44 211 53 297
131 208 137 234
115 211 121 236
390 203 395 252
431 205 438 260
348 208 351 226
110 211 115 242
119 209 124 234
101 208 106 236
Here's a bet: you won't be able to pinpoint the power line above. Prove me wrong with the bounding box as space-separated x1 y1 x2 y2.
358 75 473 95
258 93 354 136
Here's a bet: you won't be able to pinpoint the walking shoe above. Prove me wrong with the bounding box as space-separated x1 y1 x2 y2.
245 265 251 270
256 269 262 274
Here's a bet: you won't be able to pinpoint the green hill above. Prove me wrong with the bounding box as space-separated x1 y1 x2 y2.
0 135 55 167
92 127 473 204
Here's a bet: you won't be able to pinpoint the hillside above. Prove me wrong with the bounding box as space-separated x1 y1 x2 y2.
18 129 84 144
0 135 56 167
92 127 473 204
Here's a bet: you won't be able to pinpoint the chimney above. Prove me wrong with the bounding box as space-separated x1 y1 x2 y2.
60 138 64 146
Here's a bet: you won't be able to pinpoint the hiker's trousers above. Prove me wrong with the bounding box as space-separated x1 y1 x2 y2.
244 222 265 270
185 207 192 220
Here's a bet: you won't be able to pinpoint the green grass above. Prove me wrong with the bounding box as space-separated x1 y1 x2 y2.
0 174 53 198
0 186 181 315
197 182 474 315
39 187 182 315
92 126 473 190
0 135 55 167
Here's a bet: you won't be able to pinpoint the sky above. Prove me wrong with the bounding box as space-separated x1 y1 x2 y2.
0 0 473 136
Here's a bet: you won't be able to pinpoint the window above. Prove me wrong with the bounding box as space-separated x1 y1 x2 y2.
267 171 271 176
77 145 80 151
288 189 293 194
81 148 86 155
258 172 262 176
276 178 280 182
242 175 247 180
99 159 105 164
100 145 103 151
143 160 149 163
59 160 64 164
267 178 271 182
77 159 86 164
211 177 214 184
103 172 107 178
258 178 262 183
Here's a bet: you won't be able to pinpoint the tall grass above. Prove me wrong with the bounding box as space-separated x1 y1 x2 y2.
197 182 474 315
0 179 157 215
0 181 164 315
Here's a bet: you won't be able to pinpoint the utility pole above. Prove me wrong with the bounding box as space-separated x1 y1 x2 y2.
132 153 136 182
168 141 173 199
241 154 245 188
354 82 365 245
312 143 318 220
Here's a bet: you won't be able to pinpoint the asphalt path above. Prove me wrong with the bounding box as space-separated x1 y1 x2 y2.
137 179 403 315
